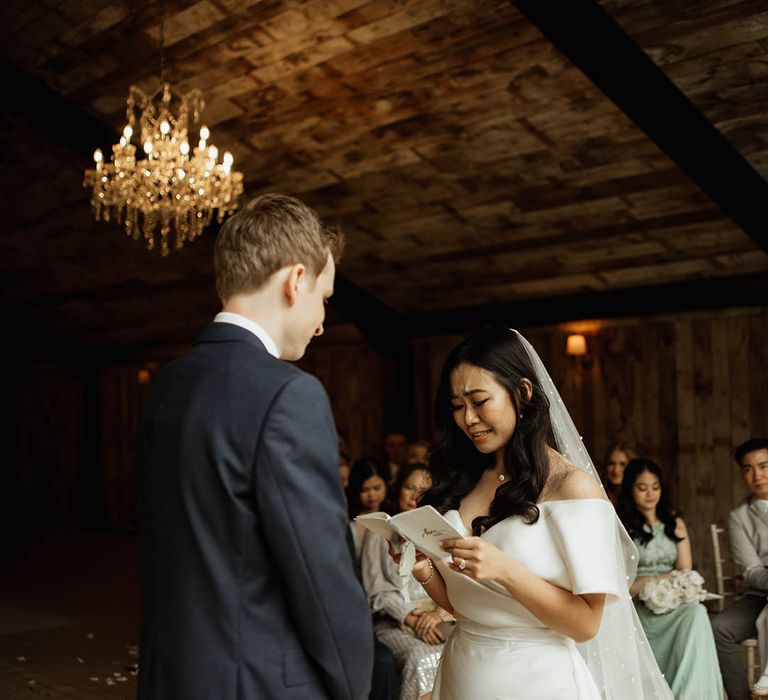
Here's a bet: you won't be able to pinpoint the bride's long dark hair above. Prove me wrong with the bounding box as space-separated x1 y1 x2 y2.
420 327 556 535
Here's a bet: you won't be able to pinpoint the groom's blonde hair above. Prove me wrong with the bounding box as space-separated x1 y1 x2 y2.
214 193 344 303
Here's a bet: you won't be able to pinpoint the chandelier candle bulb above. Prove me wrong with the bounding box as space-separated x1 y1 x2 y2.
199 125 209 140
160 120 170 135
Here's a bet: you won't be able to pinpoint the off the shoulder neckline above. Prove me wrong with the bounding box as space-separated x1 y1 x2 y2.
447 498 611 536
537 497 610 507
447 498 610 524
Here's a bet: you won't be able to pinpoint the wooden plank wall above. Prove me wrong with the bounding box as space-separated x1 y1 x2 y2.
9 361 157 533
411 306 768 586
9 305 766 591
98 365 156 531
297 325 388 461
8 330 386 534
11 364 84 527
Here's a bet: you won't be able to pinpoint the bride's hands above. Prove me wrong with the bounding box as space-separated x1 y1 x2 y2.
441 536 515 582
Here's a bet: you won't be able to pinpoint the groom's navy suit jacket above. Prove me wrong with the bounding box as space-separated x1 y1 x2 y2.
136 322 373 699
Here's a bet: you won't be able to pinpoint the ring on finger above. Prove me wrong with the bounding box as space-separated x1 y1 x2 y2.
455 556 466 571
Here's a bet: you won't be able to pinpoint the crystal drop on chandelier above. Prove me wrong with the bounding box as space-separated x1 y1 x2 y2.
83 83 244 256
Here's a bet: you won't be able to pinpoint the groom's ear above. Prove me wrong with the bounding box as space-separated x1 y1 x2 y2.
283 263 307 306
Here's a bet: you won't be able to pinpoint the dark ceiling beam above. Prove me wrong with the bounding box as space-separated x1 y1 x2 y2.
330 276 406 359
507 0 768 254
1 57 116 155
404 273 768 337
329 277 413 436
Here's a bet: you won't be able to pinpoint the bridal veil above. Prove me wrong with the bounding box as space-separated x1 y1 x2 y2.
512 329 673 700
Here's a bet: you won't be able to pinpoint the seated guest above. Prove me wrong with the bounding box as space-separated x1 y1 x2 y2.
383 431 408 484
347 458 392 563
406 440 430 465
361 463 449 700
600 441 636 506
712 438 768 700
341 458 398 700
618 458 722 699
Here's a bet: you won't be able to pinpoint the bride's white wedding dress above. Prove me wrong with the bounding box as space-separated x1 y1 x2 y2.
432 498 621 700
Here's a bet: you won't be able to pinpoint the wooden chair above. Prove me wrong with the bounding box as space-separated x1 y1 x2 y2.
710 524 762 688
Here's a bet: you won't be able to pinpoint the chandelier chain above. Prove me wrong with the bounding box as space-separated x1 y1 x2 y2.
158 0 165 83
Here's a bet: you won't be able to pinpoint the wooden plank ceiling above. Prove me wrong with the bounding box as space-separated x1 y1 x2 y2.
0 0 766 351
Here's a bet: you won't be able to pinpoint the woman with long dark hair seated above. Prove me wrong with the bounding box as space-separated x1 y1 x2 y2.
600 441 636 506
347 458 392 565
617 458 722 699
395 327 671 699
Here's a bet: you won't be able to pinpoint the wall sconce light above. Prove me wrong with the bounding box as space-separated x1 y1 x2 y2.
566 334 592 370
566 334 587 356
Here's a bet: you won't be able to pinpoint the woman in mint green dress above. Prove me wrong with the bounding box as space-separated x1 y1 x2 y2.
617 458 722 699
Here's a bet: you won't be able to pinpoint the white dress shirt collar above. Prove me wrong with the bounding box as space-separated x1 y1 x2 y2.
213 312 279 358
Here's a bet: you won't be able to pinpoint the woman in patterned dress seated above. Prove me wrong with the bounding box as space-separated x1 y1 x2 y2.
360 462 451 700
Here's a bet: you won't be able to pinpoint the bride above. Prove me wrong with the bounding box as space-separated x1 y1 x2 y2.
403 327 673 699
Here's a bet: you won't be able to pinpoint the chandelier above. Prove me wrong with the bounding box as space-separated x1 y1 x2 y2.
83 7 243 256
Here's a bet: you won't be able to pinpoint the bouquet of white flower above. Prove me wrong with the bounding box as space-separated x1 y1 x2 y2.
639 570 707 614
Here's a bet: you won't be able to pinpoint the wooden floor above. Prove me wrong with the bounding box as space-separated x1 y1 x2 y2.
0 529 140 699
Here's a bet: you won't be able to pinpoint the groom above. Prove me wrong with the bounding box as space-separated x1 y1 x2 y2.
136 194 373 699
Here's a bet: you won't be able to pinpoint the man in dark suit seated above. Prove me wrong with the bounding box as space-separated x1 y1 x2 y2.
136 194 373 699
712 438 768 700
